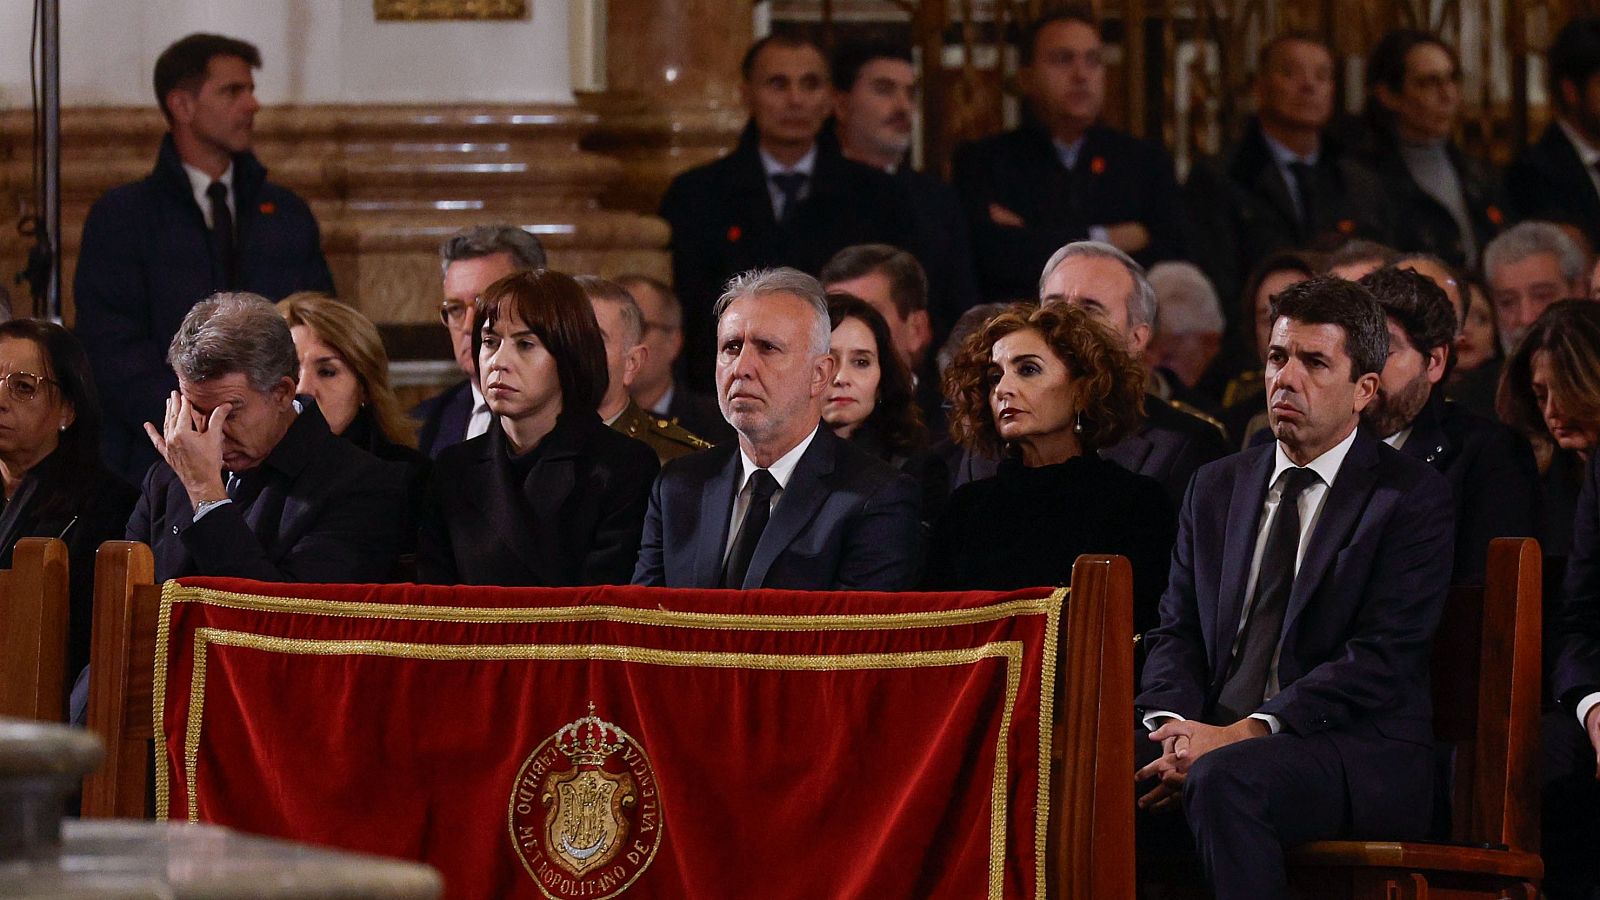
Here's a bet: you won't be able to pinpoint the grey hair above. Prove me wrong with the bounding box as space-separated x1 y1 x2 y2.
437 224 547 276
574 275 645 347
713 268 832 357
1148 261 1224 335
1484 221 1586 285
168 292 298 391
1037 240 1158 329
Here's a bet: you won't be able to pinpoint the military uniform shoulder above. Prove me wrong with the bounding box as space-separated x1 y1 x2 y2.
1221 370 1263 408
613 405 712 462
648 413 713 451
1166 399 1229 443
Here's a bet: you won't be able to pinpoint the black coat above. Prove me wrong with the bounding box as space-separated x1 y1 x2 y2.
76 134 334 484
951 123 1184 301
127 399 406 584
659 127 920 391
1364 134 1507 270
418 413 659 587
1554 451 1600 712
1184 121 1394 302
893 164 981 330
0 450 137 681
1507 123 1600 250
632 425 922 590
922 455 1173 635
412 379 474 460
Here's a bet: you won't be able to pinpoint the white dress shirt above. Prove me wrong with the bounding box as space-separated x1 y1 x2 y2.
183 162 235 231
759 145 817 222
1262 132 1321 226
723 425 819 564
466 380 492 442
1144 426 1359 734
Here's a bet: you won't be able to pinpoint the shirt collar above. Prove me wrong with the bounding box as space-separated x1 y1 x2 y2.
469 379 488 413
1261 132 1319 168
1053 136 1086 170
183 161 234 199
737 424 820 492
1382 425 1413 450
1559 118 1600 167
1270 424 1357 492
759 145 818 178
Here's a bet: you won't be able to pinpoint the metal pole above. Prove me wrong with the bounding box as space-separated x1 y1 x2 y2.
42 0 61 323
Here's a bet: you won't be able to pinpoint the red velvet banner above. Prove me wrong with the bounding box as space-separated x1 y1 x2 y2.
153 579 1063 899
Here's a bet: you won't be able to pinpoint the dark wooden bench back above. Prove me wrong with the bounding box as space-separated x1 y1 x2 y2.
0 537 71 721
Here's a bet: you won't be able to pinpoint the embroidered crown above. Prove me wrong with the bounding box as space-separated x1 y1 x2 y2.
555 702 628 768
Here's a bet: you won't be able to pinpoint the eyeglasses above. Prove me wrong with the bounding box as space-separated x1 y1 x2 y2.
0 371 55 403
439 298 479 328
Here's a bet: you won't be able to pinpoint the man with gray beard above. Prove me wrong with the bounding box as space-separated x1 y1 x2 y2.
1357 265 1538 581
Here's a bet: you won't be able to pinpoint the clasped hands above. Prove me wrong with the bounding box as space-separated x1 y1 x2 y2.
145 391 232 509
1134 717 1269 813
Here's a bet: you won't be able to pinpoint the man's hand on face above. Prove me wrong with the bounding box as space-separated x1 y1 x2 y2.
145 391 230 509
1104 221 1151 254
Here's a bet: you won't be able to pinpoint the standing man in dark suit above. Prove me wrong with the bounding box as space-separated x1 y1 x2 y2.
952 9 1183 301
1356 265 1539 582
76 33 334 485
1184 33 1393 303
830 41 979 330
632 268 921 591
1135 276 1455 899
1548 450 1600 899
127 294 407 583
1508 17 1600 250
659 35 919 392
412 224 546 458
615 274 734 444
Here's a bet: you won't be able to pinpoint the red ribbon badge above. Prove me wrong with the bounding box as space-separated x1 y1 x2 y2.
1337 219 1356 234
259 201 276 215
727 225 742 243
1486 205 1504 227
1089 157 1107 175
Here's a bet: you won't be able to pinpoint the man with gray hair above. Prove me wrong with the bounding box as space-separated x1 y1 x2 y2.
633 267 921 590
1148 261 1226 403
127 293 408 583
1483 220 1589 354
413 223 547 457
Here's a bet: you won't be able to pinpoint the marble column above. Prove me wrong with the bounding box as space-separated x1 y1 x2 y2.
578 0 750 213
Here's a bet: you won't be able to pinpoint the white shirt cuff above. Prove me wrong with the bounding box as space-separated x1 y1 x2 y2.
1141 710 1183 732
1577 692 1600 731
1088 225 1110 244
192 497 233 522
1249 713 1282 734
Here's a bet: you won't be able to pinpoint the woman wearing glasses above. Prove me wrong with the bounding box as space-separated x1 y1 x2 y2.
0 320 137 713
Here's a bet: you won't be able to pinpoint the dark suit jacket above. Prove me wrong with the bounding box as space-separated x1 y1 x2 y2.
126 400 407 584
1398 391 1539 582
632 425 922 590
412 379 474 460
894 164 980 330
1184 121 1394 302
659 126 920 391
76 134 334 484
1554 451 1600 711
1507 123 1600 250
952 122 1184 301
1364 134 1507 270
418 413 658 586
1137 429 1454 830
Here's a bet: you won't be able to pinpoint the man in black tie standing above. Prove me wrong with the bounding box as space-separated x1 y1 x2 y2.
1508 16 1600 251
76 33 333 485
659 34 918 392
632 267 921 590
1135 276 1455 899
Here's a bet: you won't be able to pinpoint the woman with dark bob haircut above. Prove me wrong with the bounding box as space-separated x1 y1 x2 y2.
0 319 138 710
418 270 660 586
923 303 1175 634
823 293 948 520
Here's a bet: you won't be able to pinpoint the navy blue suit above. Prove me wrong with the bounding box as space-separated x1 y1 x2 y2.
76 134 333 483
412 380 475 460
1137 429 1455 898
631 425 922 590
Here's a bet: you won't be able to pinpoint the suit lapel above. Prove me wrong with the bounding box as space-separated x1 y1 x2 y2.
744 429 835 589
1282 432 1381 636
1212 447 1274 673
693 450 742 588
1548 126 1600 229
1100 427 1154 475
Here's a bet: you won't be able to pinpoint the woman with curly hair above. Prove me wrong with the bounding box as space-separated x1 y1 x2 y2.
922 303 1174 634
823 293 948 520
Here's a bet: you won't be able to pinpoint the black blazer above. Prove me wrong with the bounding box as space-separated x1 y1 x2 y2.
1101 396 1231 510
126 399 408 584
412 379 474 460
1555 451 1600 712
1137 430 1455 829
0 451 137 680
952 122 1184 301
1507 123 1600 250
659 126 920 391
894 164 981 330
632 425 922 590
418 413 659 586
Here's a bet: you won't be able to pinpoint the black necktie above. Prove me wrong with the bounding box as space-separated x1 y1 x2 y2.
722 469 780 589
771 172 808 224
1215 466 1321 722
207 181 236 288
1287 161 1316 234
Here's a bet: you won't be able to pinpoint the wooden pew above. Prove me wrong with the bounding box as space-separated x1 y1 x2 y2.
0 537 71 721
1286 536 1544 899
78 543 1139 899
